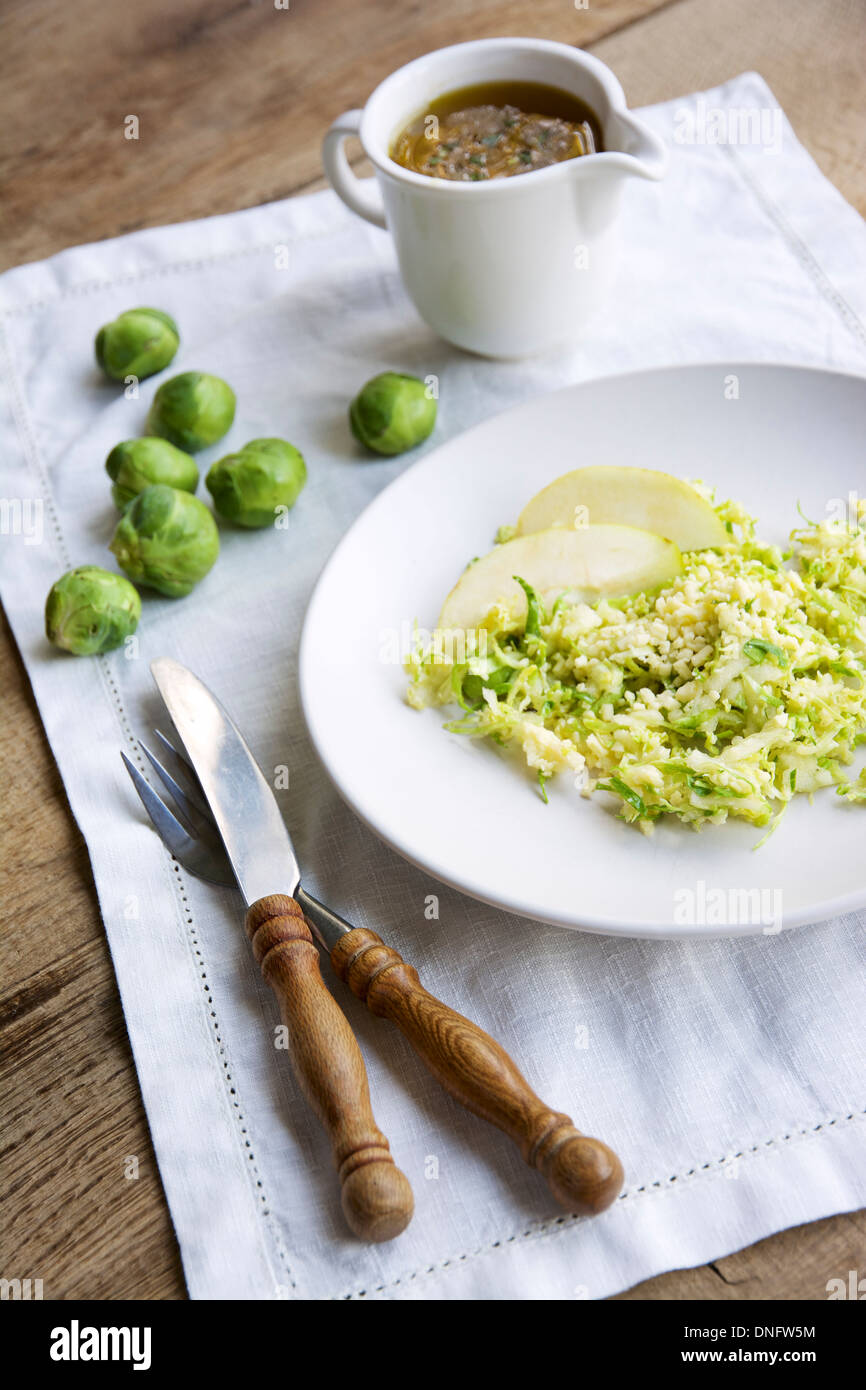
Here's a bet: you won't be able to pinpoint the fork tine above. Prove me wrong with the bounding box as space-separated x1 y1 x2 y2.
139 739 206 833
151 728 213 820
121 751 200 863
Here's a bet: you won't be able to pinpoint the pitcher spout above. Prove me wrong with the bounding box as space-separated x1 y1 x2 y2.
603 110 668 181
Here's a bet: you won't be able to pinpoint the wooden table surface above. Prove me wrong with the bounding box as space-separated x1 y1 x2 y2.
2 0 865 1301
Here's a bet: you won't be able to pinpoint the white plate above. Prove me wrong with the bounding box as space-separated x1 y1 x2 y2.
300 364 866 937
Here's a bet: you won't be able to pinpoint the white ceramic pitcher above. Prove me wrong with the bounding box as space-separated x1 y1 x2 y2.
323 38 666 359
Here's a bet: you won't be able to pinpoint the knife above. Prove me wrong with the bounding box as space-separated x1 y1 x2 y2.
152 657 624 1218
149 658 413 1243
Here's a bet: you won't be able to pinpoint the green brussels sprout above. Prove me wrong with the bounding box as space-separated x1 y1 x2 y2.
109 484 219 597
45 565 141 656
95 307 179 382
205 437 307 528
146 371 236 452
106 438 199 510
349 371 436 456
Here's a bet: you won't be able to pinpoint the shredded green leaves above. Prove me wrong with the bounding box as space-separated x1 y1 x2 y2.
597 775 648 818
407 498 866 835
743 637 788 667
513 575 544 638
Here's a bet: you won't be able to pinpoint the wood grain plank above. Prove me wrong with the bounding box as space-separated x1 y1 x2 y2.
1 939 185 1299
591 0 866 213
0 0 676 271
1 0 864 1301
0 613 186 1299
616 1209 866 1300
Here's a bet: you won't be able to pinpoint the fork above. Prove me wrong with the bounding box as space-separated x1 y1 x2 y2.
123 730 624 1217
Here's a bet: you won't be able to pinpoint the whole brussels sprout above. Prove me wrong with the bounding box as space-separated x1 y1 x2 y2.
106 438 199 511
95 307 179 382
109 484 219 597
45 565 141 656
206 437 307 528
349 371 436 456
146 371 236 452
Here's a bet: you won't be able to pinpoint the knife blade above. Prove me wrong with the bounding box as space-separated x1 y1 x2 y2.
149 657 414 1243
151 657 300 905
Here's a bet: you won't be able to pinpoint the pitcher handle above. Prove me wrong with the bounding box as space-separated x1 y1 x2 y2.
322 110 388 229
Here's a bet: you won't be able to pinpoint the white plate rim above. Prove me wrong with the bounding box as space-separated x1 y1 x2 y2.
299 360 866 939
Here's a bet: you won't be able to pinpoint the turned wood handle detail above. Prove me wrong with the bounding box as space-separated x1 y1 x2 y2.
245 896 413 1242
329 928 623 1216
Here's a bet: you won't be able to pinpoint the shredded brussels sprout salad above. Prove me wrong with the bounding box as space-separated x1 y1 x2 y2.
406 491 866 834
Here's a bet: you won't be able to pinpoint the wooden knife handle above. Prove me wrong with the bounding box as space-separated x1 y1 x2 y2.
245 896 413 1242
330 928 623 1216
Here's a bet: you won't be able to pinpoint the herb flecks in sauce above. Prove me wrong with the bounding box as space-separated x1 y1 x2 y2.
391 81 601 182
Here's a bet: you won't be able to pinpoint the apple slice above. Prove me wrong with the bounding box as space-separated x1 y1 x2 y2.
516 466 729 551
439 524 682 631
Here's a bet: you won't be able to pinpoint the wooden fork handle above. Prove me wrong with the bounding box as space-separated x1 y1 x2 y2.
245 896 413 1241
330 928 623 1216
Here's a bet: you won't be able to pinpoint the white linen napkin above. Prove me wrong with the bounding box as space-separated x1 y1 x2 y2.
2 73 865 1301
